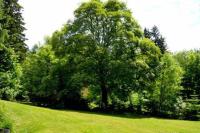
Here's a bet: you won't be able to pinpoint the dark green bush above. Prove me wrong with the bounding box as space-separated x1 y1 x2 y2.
183 103 200 121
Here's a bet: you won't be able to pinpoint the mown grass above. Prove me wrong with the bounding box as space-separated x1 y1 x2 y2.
0 100 199 133
0 103 13 131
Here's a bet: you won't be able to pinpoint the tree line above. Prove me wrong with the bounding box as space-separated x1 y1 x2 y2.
0 0 199 120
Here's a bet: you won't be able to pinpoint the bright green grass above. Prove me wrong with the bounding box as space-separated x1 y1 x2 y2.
0 100 199 133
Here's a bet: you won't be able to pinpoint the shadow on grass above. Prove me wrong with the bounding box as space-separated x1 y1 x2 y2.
61 109 152 120
11 100 184 121
3 100 199 121
17 101 151 120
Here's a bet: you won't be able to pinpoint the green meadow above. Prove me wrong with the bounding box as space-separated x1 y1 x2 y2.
1 100 199 133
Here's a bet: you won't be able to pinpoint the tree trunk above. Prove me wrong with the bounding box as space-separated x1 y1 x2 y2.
137 91 142 113
101 84 108 110
128 92 133 109
98 59 108 110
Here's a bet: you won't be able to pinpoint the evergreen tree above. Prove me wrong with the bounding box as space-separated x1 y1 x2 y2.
0 0 21 100
1 0 27 61
144 26 167 54
0 0 13 81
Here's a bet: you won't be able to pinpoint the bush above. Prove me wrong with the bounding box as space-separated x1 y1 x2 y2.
183 103 200 121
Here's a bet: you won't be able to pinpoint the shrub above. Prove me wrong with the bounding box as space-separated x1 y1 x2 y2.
183 103 200 121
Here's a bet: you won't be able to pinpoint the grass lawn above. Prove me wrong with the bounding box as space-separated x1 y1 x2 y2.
0 100 199 133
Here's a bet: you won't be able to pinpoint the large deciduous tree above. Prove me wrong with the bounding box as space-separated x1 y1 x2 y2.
60 0 160 109
68 0 144 109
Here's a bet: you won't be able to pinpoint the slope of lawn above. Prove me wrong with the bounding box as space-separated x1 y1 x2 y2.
0 100 199 133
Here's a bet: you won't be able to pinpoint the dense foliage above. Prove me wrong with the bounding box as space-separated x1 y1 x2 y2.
0 0 199 121
150 54 183 116
174 51 200 120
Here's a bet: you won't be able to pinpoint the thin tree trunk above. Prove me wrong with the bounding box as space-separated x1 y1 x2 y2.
129 92 133 109
137 91 142 113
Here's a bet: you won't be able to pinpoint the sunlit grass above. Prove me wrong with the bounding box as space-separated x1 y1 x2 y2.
1 100 199 133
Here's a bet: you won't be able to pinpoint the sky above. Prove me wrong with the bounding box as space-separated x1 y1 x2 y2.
18 0 200 52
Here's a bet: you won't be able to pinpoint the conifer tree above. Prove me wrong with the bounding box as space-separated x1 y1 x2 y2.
1 0 27 61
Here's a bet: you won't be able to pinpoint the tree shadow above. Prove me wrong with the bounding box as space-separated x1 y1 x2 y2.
7 100 197 121
61 109 152 120
18 101 181 121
